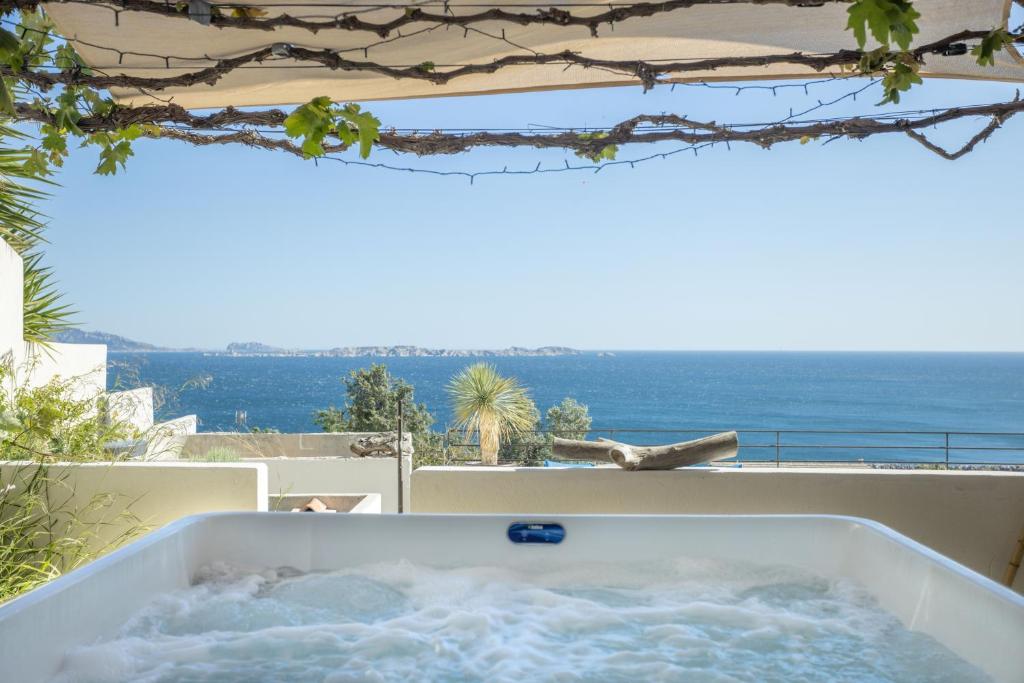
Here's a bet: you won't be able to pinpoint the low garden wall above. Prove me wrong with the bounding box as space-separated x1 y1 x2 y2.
257 457 410 513
411 466 1024 592
182 432 410 459
182 433 411 512
0 461 267 553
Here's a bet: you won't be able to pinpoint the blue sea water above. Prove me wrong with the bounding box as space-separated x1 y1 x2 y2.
109 351 1024 464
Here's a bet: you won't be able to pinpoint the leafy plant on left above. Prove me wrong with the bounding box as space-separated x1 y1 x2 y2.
0 464 144 603
0 359 148 603
0 359 140 462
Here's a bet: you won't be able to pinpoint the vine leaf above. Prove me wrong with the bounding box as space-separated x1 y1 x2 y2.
283 96 335 157
846 0 920 50
336 104 381 159
972 29 1012 67
284 97 380 159
575 132 618 162
878 57 922 104
0 78 14 116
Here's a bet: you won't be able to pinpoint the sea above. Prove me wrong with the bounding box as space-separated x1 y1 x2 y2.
109 351 1024 464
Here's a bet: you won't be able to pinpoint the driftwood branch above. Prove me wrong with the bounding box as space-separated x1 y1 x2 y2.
349 431 414 457
3 0 855 38
552 431 738 470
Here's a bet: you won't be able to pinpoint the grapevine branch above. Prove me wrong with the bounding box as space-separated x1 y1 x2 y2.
3 0 854 38
13 94 1022 160
2 29 1013 93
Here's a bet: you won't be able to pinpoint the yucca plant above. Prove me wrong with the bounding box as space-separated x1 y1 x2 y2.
448 363 537 466
21 252 74 345
0 130 48 253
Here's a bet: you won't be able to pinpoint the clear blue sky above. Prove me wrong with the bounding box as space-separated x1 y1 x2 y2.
39 75 1024 352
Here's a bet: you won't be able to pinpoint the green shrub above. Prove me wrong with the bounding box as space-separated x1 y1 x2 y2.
0 358 139 462
191 447 241 463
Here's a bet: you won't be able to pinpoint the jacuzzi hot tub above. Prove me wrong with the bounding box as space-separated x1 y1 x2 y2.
1 513 1022 682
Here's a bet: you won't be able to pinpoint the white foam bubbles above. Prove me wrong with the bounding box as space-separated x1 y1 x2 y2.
52 559 993 683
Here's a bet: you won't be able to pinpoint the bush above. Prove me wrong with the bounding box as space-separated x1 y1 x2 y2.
545 397 592 440
0 357 139 462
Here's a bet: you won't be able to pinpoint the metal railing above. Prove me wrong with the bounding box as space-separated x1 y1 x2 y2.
443 428 1024 467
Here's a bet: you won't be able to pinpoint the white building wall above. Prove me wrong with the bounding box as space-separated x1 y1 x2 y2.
22 342 107 399
1 240 108 395
0 240 23 360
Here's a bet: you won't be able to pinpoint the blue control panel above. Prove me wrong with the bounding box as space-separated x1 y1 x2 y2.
507 522 566 545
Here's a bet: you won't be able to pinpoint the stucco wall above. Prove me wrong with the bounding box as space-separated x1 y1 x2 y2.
181 433 411 512
0 461 267 551
107 387 155 431
21 342 106 399
1 241 107 396
411 466 1024 592
142 415 199 460
255 457 410 513
182 432 412 459
0 240 22 359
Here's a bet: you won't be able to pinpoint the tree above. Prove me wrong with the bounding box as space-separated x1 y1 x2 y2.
546 397 592 440
313 364 434 435
448 363 536 466
313 364 442 467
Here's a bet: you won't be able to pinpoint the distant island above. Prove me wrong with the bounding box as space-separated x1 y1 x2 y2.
54 329 167 352
54 330 581 357
222 343 581 358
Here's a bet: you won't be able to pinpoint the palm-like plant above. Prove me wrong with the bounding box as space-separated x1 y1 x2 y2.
448 363 537 466
0 123 74 347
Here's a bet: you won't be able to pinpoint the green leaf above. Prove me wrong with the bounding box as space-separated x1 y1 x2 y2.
54 44 85 71
0 27 20 58
336 103 380 159
0 77 15 116
972 29 1011 68
878 59 922 105
0 409 22 433
94 139 134 175
846 0 920 50
574 132 617 163
283 96 334 158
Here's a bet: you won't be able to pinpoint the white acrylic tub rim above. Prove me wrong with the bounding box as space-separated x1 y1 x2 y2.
1 513 1023 683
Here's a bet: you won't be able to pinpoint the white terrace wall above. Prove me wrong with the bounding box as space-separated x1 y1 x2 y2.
258 457 410 513
411 466 1024 593
181 433 410 512
0 240 22 357
21 343 106 399
0 461 267 552
106 387 155 432
182 432 410 459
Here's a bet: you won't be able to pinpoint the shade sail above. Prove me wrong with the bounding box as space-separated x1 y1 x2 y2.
42 0 1024 109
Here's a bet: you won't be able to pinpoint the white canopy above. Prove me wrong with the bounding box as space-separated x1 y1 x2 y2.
43 0 1024 109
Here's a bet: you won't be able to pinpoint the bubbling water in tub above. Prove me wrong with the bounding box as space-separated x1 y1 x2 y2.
53 558 992 683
